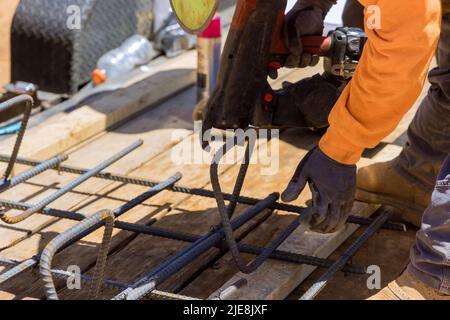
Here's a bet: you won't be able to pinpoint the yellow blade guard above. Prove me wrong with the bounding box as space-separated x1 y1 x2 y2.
170 0 219 34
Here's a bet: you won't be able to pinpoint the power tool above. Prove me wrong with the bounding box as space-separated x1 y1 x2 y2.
202 0 366 133
171 0 366 132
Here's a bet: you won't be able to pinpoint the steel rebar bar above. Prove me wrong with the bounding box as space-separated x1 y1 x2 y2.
0 175 181 284
88 211 115 300
0 155 406 231
0 197 367 275
0 140 143 224
0 155 68 193
40 210 115 300
117 193 279 300
0 257 37 284
211 140 306 274
300 210 392 300
0 95 33 182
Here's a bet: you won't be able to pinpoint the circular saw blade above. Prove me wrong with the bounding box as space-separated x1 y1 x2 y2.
170 0 219 34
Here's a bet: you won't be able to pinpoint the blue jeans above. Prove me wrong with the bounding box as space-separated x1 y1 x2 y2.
409 156 450 294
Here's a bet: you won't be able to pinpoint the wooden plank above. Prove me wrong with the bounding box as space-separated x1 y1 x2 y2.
0 51 196 166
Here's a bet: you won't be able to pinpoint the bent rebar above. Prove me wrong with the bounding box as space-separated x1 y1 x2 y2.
210 138 303 274
117 193 279 300
0 154 406 231
0 95 33 182
300 209 393 300
40 210 115 300
0 140 143 224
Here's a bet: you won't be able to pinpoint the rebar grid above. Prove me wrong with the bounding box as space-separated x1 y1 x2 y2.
0 154 406 232
0 125 405 300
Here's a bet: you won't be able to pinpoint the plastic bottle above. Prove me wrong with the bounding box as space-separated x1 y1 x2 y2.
92 35 156 85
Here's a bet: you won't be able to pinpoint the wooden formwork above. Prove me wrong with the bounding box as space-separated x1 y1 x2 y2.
0 24 427 300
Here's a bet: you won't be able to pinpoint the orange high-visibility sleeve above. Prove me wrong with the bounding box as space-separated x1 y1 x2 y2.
319 0 442 164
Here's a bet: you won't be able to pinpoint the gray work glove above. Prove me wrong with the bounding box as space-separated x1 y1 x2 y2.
281 147 356 233
284 0 336 68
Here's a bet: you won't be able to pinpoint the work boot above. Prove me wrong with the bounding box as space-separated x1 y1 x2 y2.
356 159 432 227
368 269 450 300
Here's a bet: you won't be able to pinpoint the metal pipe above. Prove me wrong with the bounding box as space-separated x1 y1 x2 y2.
0 155 68 193
0 95 34 182
40 210 115 300
0 140 143 224
0 154 406 231
0 175 181 284
299 210 392 300
117 193 279 300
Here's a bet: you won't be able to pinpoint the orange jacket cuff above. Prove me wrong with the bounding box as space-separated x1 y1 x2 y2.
319 127 364 165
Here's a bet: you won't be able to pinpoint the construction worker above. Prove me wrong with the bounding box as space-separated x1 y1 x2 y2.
281 0 450 299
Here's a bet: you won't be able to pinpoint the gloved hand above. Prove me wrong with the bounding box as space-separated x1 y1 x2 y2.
284 0 336 68
281 147 356 233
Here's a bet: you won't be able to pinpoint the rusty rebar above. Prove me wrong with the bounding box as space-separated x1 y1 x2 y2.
0 154 406 232
0 140 143 224
40 210 115 300
0 95 33 182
